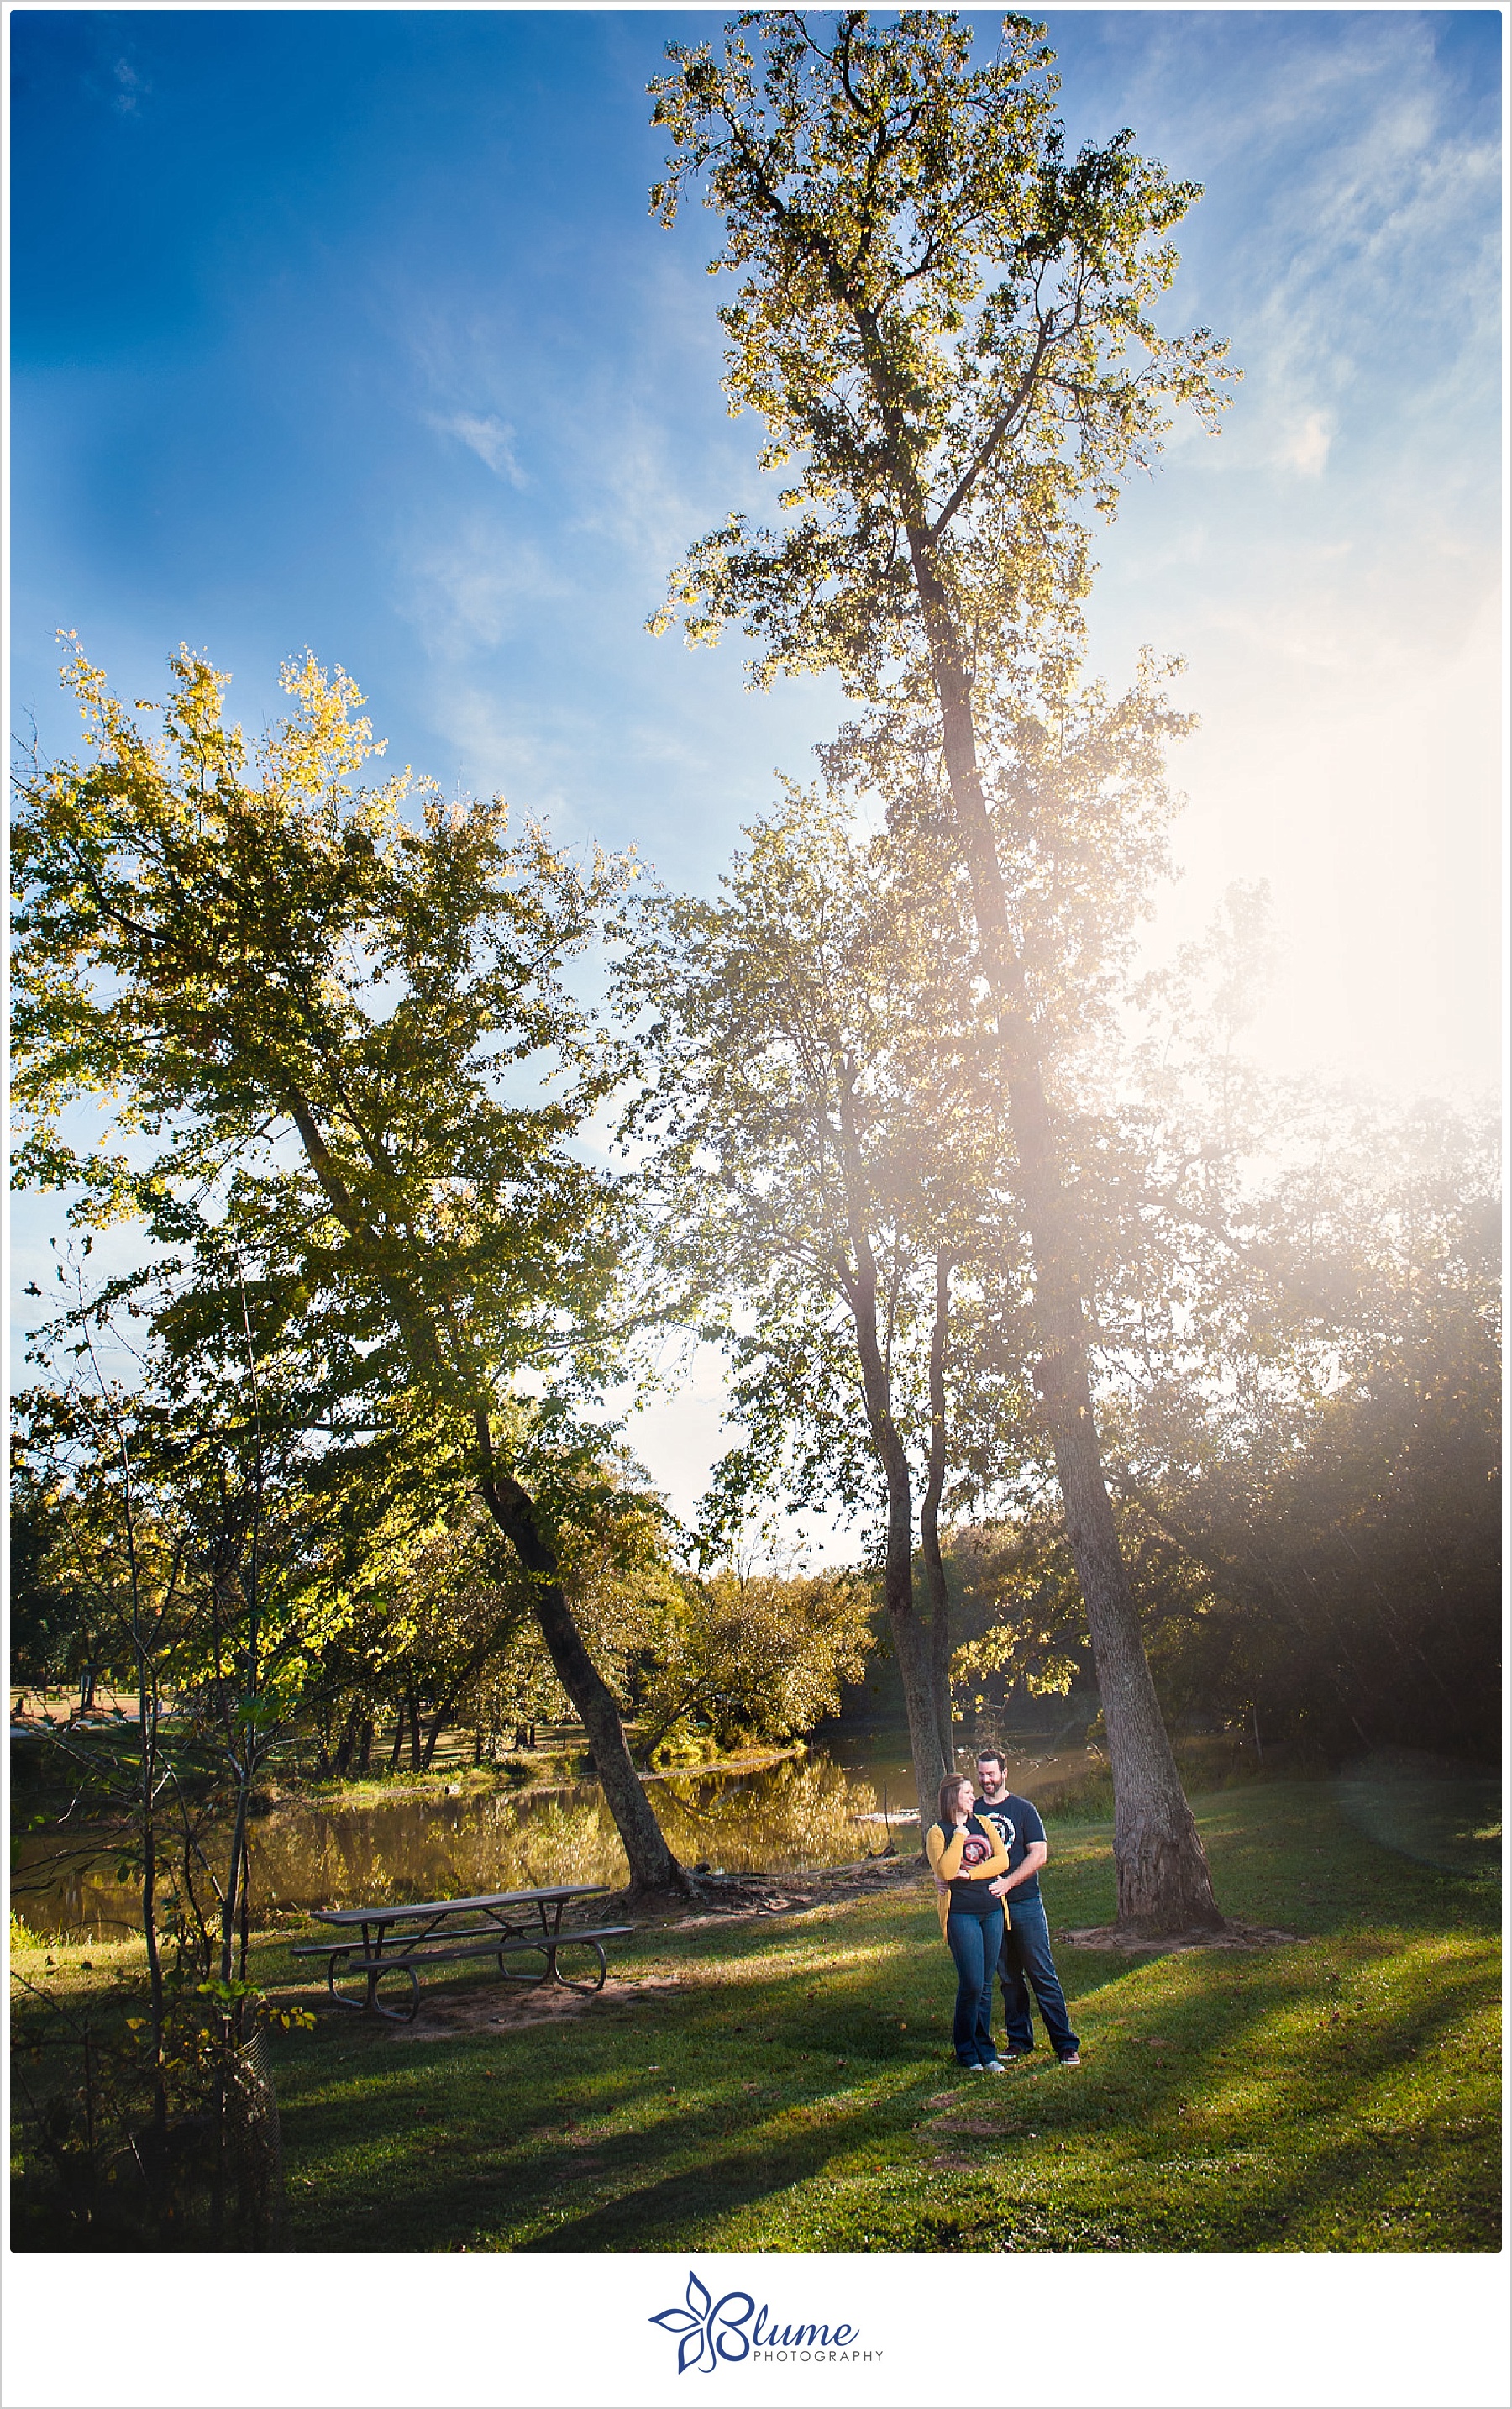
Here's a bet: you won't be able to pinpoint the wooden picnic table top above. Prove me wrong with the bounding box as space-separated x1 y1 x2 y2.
310 1883 610 1928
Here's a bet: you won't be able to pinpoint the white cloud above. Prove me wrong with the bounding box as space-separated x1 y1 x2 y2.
112 57 148 115
396 516 564 658
416 675 580 828
1276 409 1333 477
425 410 528 487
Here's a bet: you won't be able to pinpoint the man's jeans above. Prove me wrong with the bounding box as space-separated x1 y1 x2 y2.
999 1896 1079 2058
946 1906 1005 2065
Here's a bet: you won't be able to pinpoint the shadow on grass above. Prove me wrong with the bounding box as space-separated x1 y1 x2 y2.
256 1777 1499 2254
517 2092 914 2253
280 2046 945 2253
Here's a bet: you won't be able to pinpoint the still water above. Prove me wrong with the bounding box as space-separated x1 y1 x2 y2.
14 1728 1095 1941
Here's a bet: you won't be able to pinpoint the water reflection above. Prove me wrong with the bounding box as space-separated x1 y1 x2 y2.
13 1733 1096 1939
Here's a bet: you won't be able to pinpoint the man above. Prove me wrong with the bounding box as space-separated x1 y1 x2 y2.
972 1748 1081 2066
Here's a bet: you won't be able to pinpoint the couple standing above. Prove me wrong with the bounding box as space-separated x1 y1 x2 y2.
925 1748 1081 2074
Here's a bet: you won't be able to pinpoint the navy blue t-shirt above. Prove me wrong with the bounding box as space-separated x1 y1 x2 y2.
971 1791 1046 1903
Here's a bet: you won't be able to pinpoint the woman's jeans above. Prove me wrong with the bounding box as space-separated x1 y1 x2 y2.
999 1897 1080 2059
946 1906 1005 2065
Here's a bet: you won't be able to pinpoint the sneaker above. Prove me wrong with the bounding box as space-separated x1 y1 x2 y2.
1058 2052 1082 2067
963 2061 988 2075
983 2059 1007 2075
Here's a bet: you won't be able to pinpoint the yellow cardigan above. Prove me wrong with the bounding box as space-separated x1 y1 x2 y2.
925 1819 1011 1938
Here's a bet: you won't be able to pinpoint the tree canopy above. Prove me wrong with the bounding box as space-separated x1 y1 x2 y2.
11 644 686 1891
649 8 1228 704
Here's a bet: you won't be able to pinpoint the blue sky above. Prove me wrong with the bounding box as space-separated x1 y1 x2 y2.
8 4 1504 1524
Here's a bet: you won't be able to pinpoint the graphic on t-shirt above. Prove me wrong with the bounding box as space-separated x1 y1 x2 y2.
958 1832 991 1869
974 1793 1045 1900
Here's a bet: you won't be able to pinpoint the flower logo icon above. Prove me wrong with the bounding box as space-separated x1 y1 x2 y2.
649 2270 756 2374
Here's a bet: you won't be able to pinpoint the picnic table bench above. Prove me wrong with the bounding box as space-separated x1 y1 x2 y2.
291 1884 632 2022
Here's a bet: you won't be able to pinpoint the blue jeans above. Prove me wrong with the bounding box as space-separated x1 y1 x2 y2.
999 1896 1079 2058
946 1907 1004 2065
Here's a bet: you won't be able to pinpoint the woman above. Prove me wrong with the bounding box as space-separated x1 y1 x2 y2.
925 1773 1011 2073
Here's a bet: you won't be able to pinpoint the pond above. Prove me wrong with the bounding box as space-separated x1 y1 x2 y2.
12 1725 1101 1942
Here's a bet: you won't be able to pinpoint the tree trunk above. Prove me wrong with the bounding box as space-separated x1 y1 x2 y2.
921 1254 954 1770
277 1090 688 1893
218 1781 251 1988
331 1700 362 1779
844 1302 946 1824
136 1661 168 2186
1043 1397 1219 1928
237 1823 252 1989
420 1699 450 1772
475 1415 690 1896
877 1421 947 1843
420 1610 531 1770
311 1705 336 1781
908 556 1221 1935
835 1078 948 1829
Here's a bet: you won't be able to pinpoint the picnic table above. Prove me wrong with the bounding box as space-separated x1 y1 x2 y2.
291 1884 632 2022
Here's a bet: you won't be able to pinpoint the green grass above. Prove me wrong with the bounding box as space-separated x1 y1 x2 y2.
13 1773 1500 2253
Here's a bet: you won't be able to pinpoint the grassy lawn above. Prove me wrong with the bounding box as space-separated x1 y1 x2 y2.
13 1771 1500 2253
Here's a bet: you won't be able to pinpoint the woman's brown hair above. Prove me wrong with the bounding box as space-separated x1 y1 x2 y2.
937 1773 973 1828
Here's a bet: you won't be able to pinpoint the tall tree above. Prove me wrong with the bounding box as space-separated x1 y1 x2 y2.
12 645 687 1894
650 9 1232 1930
620 786 996 1816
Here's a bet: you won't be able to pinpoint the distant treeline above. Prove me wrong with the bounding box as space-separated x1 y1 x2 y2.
834 1315 1498 1768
